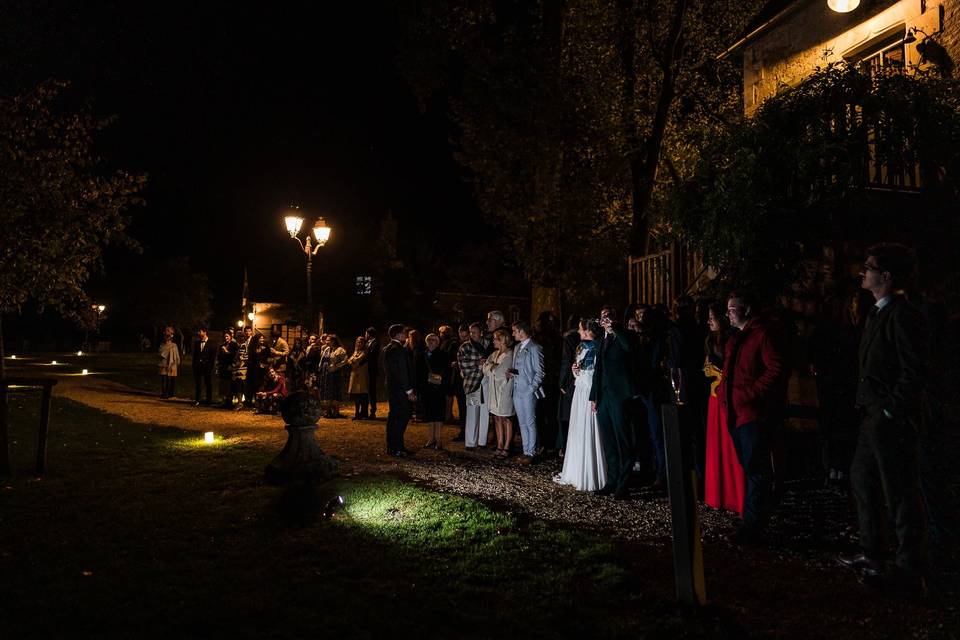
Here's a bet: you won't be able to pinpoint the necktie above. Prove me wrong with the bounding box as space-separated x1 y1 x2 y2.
865 306 879 332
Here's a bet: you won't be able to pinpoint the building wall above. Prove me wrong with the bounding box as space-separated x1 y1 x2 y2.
743 0 956 115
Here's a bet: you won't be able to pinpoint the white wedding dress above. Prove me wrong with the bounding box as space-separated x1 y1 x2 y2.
556 346 606 491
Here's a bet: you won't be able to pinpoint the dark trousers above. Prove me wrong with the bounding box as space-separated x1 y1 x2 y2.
367 370 379 417
194 369 212 404
160 375 177 398
353 393 369 418
850 410 927 573
641 393 666 481
386 393 412 453
596 396 635 493
729 420 774 530
218 378 233 407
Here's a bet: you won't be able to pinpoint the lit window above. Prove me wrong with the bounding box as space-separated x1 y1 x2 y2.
355 276 372 295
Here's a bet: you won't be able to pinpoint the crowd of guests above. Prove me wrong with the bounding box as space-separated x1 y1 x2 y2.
155 242 936 595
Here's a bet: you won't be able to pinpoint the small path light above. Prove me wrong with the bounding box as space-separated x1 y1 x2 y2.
81 369 88 375
77 351 83 356
51 360 58 365
204 432 215 444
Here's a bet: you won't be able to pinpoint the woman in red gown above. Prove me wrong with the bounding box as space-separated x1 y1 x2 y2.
703 304 745 515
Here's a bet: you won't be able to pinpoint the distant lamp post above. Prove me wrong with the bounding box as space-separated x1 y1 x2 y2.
827 0 859 12
284 206 332 306
236 320 245 329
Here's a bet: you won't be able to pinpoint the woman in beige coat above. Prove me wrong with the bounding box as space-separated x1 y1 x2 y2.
482 327 515 457
347 336 370 419
158 334 181 399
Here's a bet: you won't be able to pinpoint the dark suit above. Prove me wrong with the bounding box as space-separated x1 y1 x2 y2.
366 337 381 417
556 329 580 451
383 339 414 453
192 338 216 404
590 327 638 495
851 295 927 573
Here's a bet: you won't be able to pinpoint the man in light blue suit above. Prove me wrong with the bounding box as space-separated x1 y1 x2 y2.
509 320 545 464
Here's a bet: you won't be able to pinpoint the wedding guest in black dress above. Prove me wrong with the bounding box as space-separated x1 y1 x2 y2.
421 333 451 449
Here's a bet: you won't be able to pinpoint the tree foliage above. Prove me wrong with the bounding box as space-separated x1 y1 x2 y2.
0 80 145 319
662 64 960 297
395 0 759 304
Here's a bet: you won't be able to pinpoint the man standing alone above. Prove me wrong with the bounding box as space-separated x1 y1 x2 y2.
383 324 416 457
840 244 927 592
192 327 216 406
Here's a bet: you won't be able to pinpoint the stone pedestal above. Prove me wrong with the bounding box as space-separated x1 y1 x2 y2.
265 391 339 484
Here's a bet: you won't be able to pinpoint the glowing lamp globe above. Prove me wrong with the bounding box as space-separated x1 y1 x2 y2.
285 215 304 238
827 0 859 12
312 218 331 246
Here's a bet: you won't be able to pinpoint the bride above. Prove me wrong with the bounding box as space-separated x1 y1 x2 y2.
554 318 606 491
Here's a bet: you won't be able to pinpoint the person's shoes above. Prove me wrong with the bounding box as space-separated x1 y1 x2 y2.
389 449 408 458
592 486 614 497
613 489 631 501
516 455 533 465
838 552 883 576
552 473 565 485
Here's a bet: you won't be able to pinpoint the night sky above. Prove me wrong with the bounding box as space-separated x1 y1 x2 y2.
3 1 484 328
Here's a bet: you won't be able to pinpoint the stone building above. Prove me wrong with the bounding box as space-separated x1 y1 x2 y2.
730 0 958 116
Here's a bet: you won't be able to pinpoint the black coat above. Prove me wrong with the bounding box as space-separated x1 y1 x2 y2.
589 327 638 406
192 338 216 372
366 338 381 375
383 340 414 399
557 329 580 422
856 295 927 422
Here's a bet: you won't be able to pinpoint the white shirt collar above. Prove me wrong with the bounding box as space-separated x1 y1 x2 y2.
519 337 530 350
875 295 892 311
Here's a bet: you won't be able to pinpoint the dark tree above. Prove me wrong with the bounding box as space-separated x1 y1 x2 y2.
0 80 145 374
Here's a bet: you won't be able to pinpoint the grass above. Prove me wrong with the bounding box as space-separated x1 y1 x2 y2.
0 392 735 639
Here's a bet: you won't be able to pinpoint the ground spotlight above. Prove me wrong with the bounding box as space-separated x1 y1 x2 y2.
322 495 345 519
51 360 58 365
82 369 89 375
204 432 215 444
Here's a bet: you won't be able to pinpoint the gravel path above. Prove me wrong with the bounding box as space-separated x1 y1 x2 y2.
55 375 738 543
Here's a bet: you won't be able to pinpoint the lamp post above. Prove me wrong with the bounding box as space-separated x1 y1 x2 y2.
83 304 107 352
284 207 332 306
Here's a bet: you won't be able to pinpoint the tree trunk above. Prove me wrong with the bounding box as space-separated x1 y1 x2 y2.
0 314 5 379
629 0 688 256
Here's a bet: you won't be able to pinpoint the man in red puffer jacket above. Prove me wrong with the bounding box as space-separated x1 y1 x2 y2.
718 290 789 545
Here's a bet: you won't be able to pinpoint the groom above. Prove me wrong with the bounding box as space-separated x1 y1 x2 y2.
590 306 638 499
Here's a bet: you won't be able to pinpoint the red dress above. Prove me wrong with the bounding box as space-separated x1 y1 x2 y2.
704 391 745 515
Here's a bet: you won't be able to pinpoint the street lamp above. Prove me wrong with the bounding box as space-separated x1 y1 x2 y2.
284 206 332 306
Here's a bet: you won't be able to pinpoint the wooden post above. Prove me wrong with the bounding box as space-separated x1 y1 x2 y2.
662 403 706 606
37 384 54 474
0 386 9 477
